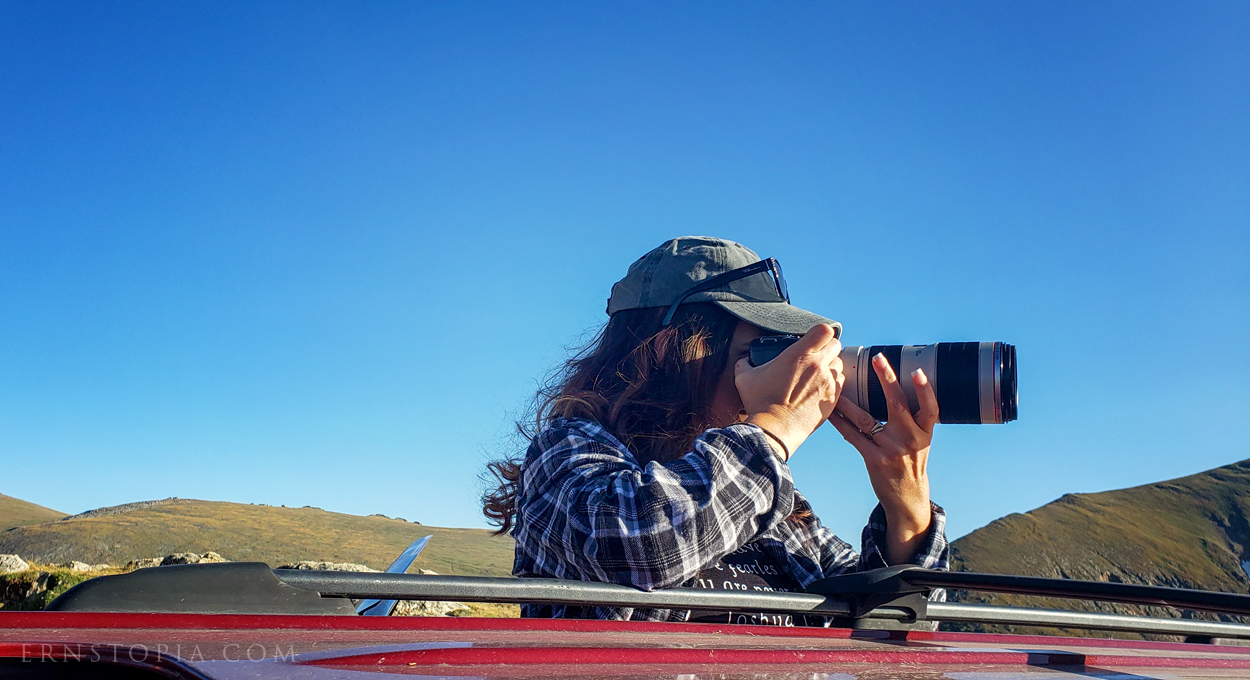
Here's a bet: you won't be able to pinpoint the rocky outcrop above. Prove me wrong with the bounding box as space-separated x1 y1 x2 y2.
0 555 29 574
127 553 224 569
390 569 468 617
392 599 470 616
160 552 226 566
60 562 112 572
1 570 52 609
278 561 378 572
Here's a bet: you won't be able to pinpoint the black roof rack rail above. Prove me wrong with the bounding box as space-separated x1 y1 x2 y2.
926 601 1250 640
274 566 1250 640
275 570 858 617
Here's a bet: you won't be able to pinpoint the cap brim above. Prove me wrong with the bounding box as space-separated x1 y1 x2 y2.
714 301 841 338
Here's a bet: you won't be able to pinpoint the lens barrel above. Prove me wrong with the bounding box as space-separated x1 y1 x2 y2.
840 342 1017 424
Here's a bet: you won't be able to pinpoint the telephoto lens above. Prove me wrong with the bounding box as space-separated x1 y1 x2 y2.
748 337 1017 424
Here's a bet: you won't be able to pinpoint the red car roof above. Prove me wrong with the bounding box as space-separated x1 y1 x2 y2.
4 611 1250 679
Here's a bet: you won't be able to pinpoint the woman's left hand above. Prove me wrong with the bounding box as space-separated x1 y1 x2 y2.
828 353 938 565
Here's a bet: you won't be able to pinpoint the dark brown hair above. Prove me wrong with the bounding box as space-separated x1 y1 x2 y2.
482 303 739 534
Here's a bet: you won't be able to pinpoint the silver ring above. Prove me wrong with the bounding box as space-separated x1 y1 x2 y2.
866 421 886 438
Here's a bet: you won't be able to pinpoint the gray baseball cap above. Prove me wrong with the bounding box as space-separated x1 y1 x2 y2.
607 236 840 337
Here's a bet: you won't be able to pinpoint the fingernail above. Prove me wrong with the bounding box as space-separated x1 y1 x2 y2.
874 353 896 382
912 368 929 385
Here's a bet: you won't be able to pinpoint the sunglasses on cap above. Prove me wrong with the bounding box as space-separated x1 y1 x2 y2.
661 257 789 326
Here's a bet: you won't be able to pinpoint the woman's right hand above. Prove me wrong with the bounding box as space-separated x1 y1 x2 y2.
734 324 845 459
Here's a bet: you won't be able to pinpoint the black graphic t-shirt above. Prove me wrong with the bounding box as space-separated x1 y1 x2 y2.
688 540 807 626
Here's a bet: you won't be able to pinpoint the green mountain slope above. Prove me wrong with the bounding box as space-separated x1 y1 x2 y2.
0 498 514 576
949 459 1250 636
0 493 65 531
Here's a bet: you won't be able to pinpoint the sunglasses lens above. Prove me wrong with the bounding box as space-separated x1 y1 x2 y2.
771 259 789 302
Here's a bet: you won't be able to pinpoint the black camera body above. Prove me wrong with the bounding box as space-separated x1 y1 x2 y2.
748 335 1017 425
748 334 803 368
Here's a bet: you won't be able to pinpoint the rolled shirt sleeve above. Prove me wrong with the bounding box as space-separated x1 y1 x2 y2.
859 501 950 570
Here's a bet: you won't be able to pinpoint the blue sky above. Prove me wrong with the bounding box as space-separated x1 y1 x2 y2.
1 2 1246 543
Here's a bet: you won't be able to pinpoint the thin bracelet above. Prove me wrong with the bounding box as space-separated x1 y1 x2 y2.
754 426 790 462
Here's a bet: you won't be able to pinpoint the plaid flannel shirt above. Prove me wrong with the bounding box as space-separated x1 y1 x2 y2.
511 417 949 621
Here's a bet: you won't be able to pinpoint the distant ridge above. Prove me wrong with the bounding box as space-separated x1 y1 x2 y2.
61 497 195 521
0 492 65 532
949 459 1250 635
0 498 513 576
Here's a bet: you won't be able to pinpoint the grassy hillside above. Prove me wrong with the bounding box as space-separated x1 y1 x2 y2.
948 458 1250 637
0 492 65 531
0 498 514 576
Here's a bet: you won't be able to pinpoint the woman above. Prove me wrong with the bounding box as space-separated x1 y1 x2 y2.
483 236 947 624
